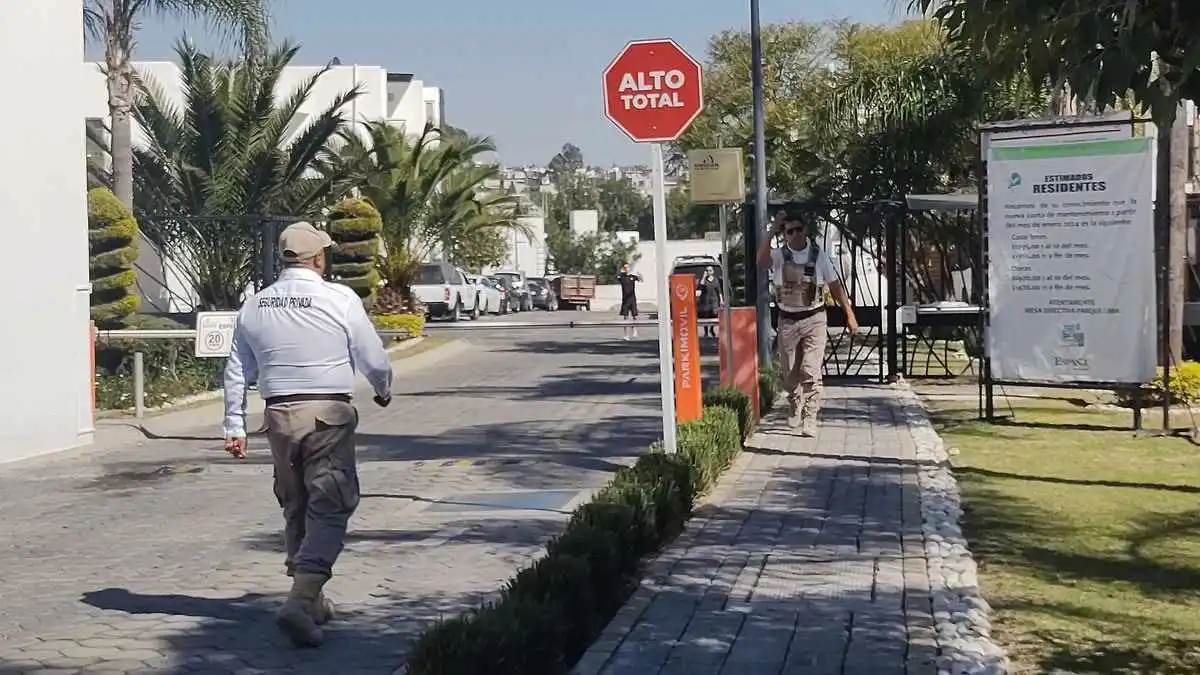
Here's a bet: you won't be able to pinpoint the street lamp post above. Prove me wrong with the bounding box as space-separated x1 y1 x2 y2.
749 0 771 366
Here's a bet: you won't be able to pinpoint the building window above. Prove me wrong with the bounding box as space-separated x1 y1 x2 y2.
425 101 436 123
85 118 108 166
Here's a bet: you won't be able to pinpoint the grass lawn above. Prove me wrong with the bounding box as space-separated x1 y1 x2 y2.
926 398 1200 675
388 335 452 361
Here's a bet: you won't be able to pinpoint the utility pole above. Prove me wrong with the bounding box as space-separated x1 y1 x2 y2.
1169 101 1189 365
749 0 771 366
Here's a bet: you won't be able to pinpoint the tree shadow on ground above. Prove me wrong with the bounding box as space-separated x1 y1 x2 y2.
955 477 1200 673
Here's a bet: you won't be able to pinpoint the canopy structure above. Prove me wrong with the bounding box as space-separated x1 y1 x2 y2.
905 193 978 212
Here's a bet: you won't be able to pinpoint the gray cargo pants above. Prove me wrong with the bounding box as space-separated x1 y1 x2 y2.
264 399 360 579
778 310 828 419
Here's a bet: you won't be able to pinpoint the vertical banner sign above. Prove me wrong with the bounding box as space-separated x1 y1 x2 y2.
670 274 702 421
986 137 1157 383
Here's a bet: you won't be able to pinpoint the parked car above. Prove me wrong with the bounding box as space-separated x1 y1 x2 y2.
484 275 514 313
527 277 559 311
550 274 596 310
491 271 532 312
411 262 480 321
468 274 504 314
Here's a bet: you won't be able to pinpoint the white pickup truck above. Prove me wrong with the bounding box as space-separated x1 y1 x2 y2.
412 261 481 321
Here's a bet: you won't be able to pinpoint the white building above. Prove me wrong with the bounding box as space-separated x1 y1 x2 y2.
82 60 447 312
495 216 547 278
1 0 94 461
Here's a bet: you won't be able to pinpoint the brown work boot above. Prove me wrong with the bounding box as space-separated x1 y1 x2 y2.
276 573 326 647
800 416 819 438
312 591 336 625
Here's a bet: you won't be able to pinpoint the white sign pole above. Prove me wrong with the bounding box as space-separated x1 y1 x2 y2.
651 142 678 453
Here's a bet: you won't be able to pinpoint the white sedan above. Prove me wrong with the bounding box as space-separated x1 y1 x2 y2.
466 274 505 315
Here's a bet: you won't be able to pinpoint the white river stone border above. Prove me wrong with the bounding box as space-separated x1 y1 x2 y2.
895 381 1010 675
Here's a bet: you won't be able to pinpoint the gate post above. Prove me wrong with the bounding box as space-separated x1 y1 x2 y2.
884 207 901 383
258 217 279 289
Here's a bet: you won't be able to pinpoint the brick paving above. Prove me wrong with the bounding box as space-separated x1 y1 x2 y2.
573 384 938 675
0 321 663 674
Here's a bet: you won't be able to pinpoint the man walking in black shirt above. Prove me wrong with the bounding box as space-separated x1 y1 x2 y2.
617 263 641 341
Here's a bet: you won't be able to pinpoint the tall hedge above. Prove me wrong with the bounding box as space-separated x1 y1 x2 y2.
328 198 383 307
87 187 140 328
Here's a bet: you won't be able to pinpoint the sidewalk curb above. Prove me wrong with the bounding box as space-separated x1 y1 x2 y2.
95 337 430 422
2 338 470 470
570 407 779 675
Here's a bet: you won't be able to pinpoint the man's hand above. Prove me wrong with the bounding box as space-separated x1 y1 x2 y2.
845 312 860 333
373 394 392 408
225 436 247 459
771 212 786 235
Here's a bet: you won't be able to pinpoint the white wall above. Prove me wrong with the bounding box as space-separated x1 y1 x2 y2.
0 0 93 461
387 75 442 138
83 61 393 148
496 216 546 277
569 210 599 237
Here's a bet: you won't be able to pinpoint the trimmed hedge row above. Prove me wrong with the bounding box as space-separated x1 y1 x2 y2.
372 312 426 341
404 394 753 675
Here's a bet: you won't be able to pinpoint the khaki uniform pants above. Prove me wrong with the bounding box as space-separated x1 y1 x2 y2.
778 310 828 418
265 399 360 579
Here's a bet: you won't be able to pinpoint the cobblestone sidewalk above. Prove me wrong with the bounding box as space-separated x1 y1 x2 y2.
0 332 663 674
573 383 941 675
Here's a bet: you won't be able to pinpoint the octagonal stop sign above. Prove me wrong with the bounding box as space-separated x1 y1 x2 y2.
603 38 704 143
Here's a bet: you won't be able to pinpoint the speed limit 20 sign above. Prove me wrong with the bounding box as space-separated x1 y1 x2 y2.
603 38 704 143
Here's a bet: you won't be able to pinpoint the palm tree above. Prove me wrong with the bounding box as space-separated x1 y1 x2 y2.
131 40 361 310
83 0 271 208
338 121 528 311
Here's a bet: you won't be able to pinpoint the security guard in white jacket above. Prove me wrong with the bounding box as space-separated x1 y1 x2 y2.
222 221 393 648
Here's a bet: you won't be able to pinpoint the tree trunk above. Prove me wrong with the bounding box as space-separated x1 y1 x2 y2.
1169 101 1189 365
105 49 135 208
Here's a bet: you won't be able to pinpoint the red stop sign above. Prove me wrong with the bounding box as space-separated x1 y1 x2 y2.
603 38 704 143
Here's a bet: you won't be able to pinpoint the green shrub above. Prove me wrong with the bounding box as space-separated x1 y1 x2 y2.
328 198 383 307
404 404 744 675
703 385 755 439
87 187 140 328
95 314 224 411
1113 360 1200 407
678 406 742 494
371 312 424 341
759 358 784 412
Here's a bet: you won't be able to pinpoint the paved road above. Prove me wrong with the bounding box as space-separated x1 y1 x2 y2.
0 312 668 674
574 385 937 675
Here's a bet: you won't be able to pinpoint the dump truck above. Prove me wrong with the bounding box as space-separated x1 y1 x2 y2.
550 274 596 310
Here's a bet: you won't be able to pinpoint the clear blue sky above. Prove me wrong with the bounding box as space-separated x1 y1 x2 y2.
118 0 901 166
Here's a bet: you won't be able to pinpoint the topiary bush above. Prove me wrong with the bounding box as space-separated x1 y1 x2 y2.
404 401 745 675
371 312 425 341
328 198 383 307
87 187 140 328
759 358 784 412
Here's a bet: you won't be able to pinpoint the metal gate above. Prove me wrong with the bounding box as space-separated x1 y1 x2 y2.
741 199 905 382
132 213 321 313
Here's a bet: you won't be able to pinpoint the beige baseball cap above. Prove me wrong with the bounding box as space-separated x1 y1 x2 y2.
279 221 333 262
